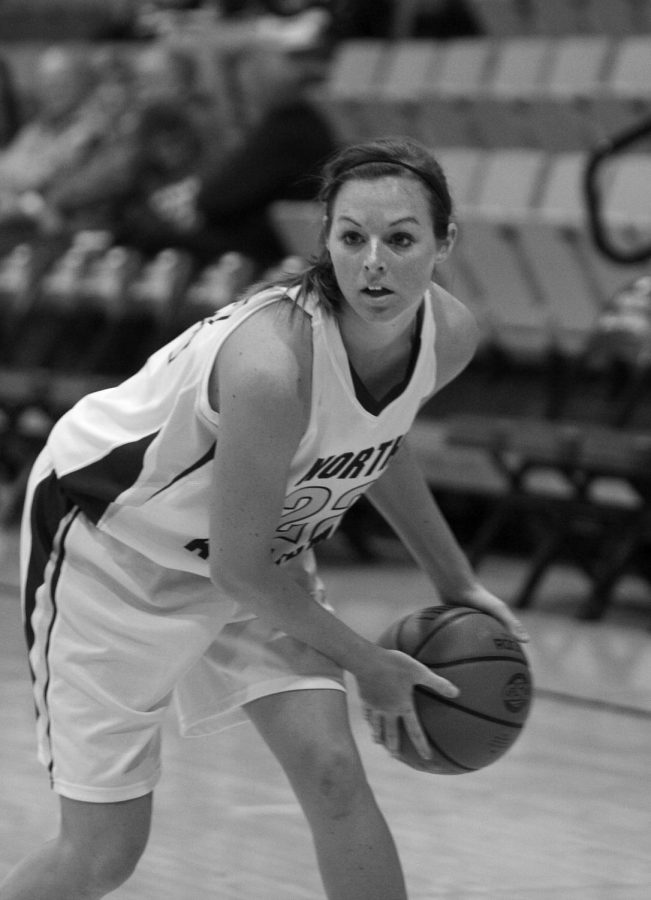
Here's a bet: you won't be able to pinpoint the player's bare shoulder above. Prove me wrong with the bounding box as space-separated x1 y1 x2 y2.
428 282 480 392
209 292 313 415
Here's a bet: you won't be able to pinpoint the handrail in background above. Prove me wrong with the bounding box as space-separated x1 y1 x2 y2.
584 114 651 265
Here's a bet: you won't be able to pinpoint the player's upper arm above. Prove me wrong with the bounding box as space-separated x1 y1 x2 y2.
430 285 480 395
207 301 312 589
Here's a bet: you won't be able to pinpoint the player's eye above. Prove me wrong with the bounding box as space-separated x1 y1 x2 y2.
390 232 415 249
340 230 364 246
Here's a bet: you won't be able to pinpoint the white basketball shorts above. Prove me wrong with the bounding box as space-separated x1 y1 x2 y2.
21 450 345 803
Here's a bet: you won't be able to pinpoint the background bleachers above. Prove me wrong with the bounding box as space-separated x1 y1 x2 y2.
1 2 651 616
1 13 649 376
305 3 651 616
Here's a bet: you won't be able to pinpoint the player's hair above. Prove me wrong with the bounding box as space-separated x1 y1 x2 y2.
260 137 454 314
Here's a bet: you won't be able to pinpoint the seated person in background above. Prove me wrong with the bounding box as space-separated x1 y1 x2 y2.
90 45 140 141
39 45 141 232
8 104 212 375
48 42 338 275
37 43 226 249
0 46 108 254
46 100 231 269
196 43 339 273
109 101 219 264
133 42 224 151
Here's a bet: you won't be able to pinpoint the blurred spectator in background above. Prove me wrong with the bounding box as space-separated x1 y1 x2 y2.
109 101 217 263
0 46 114 255
19 46 138 238
91 44 139 138
196 43 339 273
133 43 223 148
14 44 224 261
42 99 217 265
0 56 20 148
4 100 210 377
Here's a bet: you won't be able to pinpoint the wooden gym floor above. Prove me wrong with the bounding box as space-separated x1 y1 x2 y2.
1 525 650 899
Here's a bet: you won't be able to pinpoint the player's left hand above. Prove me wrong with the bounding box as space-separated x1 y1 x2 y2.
448 583 530 642
364 703 429 761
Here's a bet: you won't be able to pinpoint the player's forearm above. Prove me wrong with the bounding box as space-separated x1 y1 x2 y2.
365 438 478 600
211 561 381 676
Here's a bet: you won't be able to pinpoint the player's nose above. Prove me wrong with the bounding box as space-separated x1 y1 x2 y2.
363 239 387 273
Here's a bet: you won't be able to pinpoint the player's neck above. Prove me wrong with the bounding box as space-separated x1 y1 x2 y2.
338 307 419 365
338 310 420 400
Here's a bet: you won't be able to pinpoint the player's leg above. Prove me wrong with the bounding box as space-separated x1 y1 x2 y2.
246 688 408 900
0 793 152 900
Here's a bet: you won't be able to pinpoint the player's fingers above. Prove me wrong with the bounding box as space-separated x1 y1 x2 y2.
502 609 530 642
489 603 530 643
383 715 400 756
422 671 459 699
473 596 530 643
364 707 384 745
402 709 432 760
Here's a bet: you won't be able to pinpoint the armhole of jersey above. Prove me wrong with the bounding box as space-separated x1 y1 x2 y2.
195 287 313 427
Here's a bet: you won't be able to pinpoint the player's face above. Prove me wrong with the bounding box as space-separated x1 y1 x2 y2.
326 176 452 330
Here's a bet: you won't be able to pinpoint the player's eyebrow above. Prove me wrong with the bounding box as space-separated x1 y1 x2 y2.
336 215 420 227
389 216 420 226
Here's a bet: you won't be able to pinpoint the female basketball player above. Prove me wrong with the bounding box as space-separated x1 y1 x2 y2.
1 136 528 900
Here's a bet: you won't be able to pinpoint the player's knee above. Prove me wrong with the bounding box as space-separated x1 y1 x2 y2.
61 829 147 896
300 740 368 822
90 839 145 893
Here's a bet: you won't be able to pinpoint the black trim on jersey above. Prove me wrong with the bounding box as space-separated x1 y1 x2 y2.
23 470 74 655
349 306 423 416
22 468 80 781
150 442 216 498
42 508 79 782
58 432 159 524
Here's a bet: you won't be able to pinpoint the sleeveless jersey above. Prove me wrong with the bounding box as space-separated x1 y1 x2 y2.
47 286 438 579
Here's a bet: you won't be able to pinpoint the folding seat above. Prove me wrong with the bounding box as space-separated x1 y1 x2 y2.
527 36 614 152
465 0 532 37
631 0 651 31
311 40 387 143
527 0 588 36
435 146 487 211
416 38 496 148
587 36 651 144
469 37 555 149
604 153 651 229
443 264 651 619
583 0 647 35
431 148 493 340
513 155 605 355
527 151 648 309
452 148 550 358
360 40 441 140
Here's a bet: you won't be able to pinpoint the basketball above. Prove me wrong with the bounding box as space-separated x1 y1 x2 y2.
377 605 533 775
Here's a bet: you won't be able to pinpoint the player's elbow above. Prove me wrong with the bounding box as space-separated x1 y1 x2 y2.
210 553 268 602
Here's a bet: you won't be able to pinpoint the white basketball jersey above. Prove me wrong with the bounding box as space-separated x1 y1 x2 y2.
47 286 438 577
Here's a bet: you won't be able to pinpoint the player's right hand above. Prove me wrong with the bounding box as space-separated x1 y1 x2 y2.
357 648 458 760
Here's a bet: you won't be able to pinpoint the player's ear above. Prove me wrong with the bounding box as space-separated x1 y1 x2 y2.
322 215 331 251
434 223 457 265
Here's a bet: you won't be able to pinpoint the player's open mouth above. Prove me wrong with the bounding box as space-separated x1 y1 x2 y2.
362 286 392 297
